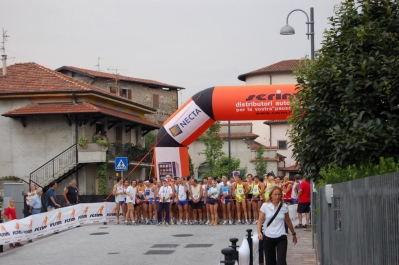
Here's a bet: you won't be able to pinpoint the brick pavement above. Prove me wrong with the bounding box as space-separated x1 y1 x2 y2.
286 227 316 265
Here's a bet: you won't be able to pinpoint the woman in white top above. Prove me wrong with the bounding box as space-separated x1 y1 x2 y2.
257 186 297 265
207 180 220 226
126 180 137 225
112 177 124 225
157 179 173 226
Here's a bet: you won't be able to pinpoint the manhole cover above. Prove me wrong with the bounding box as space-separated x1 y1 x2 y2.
99 227 108 229
145 250 175 255
151 244 179 248
90 232 109 235
172 234 193 237
108 252 119 255
184 244 213 248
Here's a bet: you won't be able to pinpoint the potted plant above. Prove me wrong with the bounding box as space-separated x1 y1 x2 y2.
78 136 89 149
96 140 110 147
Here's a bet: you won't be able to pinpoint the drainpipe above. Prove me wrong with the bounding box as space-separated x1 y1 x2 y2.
2 55 6 77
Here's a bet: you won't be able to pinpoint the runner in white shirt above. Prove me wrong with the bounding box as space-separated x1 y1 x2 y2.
190 179 202 225
126 180 137 225
112 177 124 225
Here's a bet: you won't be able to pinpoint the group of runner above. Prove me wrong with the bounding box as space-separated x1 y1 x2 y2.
112 172 304 226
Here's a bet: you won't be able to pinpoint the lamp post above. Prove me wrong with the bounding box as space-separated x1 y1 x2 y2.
280 7 315 61
280 7 315 250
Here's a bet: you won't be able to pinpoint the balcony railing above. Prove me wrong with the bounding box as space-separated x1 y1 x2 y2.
108 143 153 163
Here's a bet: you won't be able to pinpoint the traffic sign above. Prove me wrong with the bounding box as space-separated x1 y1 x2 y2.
115 157 128 171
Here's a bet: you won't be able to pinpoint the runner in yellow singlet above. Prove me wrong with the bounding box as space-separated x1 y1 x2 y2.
246 174 254 224
251 175 263 224
232 175 249 225
263 173 275 202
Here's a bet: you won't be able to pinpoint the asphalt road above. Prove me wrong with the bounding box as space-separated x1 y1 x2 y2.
0 222 313 265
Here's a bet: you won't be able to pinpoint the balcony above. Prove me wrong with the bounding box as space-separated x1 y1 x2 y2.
78 143 108 163
108 143 153 164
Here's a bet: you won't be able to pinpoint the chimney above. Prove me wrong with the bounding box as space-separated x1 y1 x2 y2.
1 54 6 77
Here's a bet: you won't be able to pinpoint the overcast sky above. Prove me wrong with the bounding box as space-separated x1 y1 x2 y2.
1 0 343 105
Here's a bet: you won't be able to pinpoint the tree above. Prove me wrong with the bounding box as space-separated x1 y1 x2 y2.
289 0 399 181
198 122 224 177
213 155 245 178
253 145 268 176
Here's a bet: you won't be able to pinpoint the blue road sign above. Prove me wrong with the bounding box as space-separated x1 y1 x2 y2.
115 157 128 171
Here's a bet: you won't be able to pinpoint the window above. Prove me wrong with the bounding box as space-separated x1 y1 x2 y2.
110 86 117 94
116 126 123 142
153 94 159 108
277 140 287 150
334 197 341 231
120 88 132 100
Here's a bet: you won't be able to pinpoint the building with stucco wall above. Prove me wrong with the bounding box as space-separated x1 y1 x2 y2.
56 66 184 126
0 62 172 195
237 60 301 177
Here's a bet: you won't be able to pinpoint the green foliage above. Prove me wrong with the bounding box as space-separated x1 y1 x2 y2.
189 155 195 177
319 157 399 186
97 156 109 195
145 131 156 147
198 122 224 177
289 0 399 181
78 136 88 148
213 155 242 178
0 176 20 181
92 134 104 143
96 140 110 147
253 145 268 176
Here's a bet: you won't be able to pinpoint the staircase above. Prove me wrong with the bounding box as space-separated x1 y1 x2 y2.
29 144 87 191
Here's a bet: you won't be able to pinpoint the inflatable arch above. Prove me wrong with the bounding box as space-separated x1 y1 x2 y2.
154 84 297 180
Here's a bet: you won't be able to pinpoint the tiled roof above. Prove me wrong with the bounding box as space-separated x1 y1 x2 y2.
238 59 301 81
250 157 280 162
0 63 155 112
2 102 160 129
264 120 288 124
56 66 185 90
251 141 277 150
220 122 252 126
218 133 259 139
280 165 300 171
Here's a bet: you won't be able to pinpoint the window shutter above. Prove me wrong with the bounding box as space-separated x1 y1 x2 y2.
153 94 159 108
119 89 123 97
127 89 132 100
110 86 117 94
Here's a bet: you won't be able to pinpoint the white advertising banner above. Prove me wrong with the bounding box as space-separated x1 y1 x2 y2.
288 204 307 227
0 202 116 244
238 238 250 265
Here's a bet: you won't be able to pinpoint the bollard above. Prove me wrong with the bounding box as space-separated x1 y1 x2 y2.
0 219 3 253
220 247 236 265
229 238 239 262
246 229 253 265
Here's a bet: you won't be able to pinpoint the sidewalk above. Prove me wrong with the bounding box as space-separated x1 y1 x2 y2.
286 226 316 265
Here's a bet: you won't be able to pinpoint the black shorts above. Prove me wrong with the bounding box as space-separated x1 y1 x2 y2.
192 202 202 210
247 194 253 200
209 198 218 205
297 202 311 213
188 200 193 206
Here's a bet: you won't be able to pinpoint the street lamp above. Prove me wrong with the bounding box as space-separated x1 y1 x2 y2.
280 7 315 61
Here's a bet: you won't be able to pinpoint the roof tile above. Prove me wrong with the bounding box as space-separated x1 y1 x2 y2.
57 66 184 90
238 59 301 81
0 63 154 111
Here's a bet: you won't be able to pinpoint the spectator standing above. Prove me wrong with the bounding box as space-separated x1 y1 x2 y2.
296 176 311 228
25 183 36 217
46 181 60 212
3 198 23 248
157 179 173 226
257 186 297 265
63 179 78 206
28 188 43 243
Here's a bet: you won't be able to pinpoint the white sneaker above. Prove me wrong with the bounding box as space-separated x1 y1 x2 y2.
252 220 258 225
236 220 241 225
205 220 210 225
229 220 233 225
184 220 189 225
223 220 228 225
245 220 249 225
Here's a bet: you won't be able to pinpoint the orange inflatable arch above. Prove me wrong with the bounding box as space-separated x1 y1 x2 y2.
154 84 296 180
